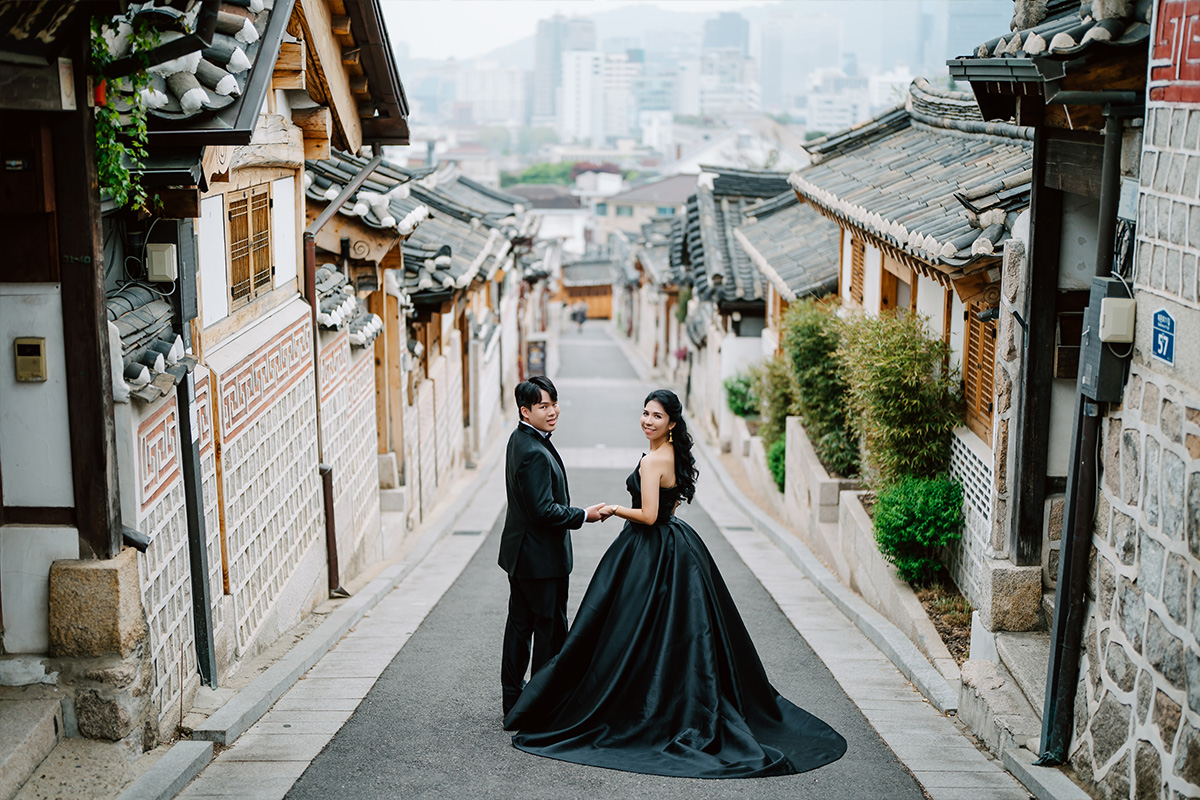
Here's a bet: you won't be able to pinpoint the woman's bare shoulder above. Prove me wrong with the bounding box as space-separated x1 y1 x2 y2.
642 447 674 473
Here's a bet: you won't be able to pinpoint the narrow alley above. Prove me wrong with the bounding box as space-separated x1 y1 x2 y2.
170 326 1028 800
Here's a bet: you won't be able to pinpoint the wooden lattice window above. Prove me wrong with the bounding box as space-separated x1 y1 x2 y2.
963 301 998 445
227 185 273 306
849 237 865 306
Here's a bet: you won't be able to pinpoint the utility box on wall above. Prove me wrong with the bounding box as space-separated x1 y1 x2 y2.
1079 276 1132 403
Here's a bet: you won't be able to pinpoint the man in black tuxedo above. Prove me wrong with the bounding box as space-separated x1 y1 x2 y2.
498 375 604 716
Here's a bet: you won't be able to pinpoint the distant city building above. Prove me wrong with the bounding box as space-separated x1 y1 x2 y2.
533 15 596 123
639 110 674 154
698 47 761 115
560 50 605 144
603 52 643 141
761 9 843 109
869 66 914 111
595 174 696 238
703 12 749 56
806 70 872 134
457 62 529 124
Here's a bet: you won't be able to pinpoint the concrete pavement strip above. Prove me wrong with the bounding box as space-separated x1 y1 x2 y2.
116 437 508 800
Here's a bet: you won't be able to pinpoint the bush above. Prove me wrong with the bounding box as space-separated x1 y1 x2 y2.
781 299 858 477
724 373 758 417
750 354 799 449
767 438 786 491
836 311 961 487
873 475 964 584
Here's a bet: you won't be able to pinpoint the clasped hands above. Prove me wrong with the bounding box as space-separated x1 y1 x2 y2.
584 503 619 522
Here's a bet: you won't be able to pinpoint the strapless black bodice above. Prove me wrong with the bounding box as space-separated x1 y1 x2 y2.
503 459 847 779
625 460 680 525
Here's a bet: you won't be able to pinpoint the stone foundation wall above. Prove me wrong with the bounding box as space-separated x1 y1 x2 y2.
1068 100 1200 799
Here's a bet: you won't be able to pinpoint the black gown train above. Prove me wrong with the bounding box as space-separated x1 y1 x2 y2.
503 461 847 779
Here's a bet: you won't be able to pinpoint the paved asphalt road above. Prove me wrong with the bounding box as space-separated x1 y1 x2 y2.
284 328 927 800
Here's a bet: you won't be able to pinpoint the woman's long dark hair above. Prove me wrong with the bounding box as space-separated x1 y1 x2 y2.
645 389 699 504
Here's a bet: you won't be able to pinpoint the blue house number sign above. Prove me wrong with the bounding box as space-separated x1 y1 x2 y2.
1152 309 1175 366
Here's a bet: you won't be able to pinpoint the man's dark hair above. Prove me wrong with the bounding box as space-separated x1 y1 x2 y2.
515 375 557 420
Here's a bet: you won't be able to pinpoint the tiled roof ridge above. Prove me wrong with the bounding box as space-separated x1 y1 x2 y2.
908 77 1035 140
455 174 527 206
968 0 1152 61
741 191 799 222
802 106 909 163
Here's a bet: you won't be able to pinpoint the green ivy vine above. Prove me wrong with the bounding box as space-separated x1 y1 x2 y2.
90 17 158 212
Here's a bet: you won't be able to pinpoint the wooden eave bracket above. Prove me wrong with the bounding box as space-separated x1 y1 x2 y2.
274 39 306 90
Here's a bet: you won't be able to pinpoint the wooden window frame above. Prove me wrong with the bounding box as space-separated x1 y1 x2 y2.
963 300 998 445
849 237 865 307
225 183 274 310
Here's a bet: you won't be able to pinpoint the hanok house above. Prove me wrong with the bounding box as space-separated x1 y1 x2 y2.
559 259 617 321
304 153 535 526
0 0 409 759
630 216 682 372
788 76 1034 654
732 189 842 356
951 2 1200 797
671 166 792 446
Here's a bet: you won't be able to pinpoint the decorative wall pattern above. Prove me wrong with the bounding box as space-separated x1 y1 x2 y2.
948 429 992 610
418 378 437 514
346 350 379 550
219 317 312 443
138 399 181 512
218 321 322 653
135 395 195 729
195 371 225 633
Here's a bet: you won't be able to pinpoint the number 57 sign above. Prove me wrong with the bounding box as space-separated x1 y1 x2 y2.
1152 309 1175 366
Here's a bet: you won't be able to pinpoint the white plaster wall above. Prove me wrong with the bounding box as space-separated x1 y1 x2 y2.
1046 381 1076 477
199 195 229 326
863 244 883 314
841 232 854 304
948 291 966 373
916 276 945 331
0 526 78 653
272 176 298 288
0 284 73 506
1057 192 1100 291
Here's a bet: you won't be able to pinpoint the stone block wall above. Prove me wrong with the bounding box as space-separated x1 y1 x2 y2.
1069 99 1200 799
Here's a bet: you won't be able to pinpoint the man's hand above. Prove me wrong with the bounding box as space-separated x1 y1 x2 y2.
599 505 617 521
584 502 606 522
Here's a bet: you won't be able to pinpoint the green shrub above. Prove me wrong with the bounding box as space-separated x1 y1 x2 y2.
723 373 758 417
750 354 799 449
873 476 964 584
781 299 858 477
767 438 786 491
836 311 961 487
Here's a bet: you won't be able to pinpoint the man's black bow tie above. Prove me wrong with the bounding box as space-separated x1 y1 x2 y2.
544 433 552 440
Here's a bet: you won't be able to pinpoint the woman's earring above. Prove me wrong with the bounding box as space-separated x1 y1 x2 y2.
668 429 674 443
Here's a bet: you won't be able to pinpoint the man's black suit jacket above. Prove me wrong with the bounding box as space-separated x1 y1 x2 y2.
498 423 585 579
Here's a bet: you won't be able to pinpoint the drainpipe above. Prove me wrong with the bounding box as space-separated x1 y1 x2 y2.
302 152 385 598
1037 107 1131 765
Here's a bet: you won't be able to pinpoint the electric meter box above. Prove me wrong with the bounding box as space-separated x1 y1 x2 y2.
1079 277 1131 403
1099 297 1136 343
146 242 178 282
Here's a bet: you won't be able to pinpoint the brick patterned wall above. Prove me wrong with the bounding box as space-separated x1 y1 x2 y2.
418 377 437 515
432 354 452 489
134 396 195 729
217 317 322 653
1070 96 1200 798
346 349 379 552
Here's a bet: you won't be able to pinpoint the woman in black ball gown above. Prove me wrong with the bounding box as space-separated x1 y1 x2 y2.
503 389 847 779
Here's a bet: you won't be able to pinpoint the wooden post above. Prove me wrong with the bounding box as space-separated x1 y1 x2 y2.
54 39 120 558
369 290 388 454
1011 113 1064 567
386 293 405 466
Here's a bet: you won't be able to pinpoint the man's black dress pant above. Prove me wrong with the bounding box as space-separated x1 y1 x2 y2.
502 575 568 715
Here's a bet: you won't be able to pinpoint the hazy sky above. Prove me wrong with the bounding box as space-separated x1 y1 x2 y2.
380 0 772 61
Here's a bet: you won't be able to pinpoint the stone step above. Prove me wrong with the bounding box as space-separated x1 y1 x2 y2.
0 700 63 800
959 659 1043 761
1042 591 1055 626
995 630 1051 721
380 488 406 513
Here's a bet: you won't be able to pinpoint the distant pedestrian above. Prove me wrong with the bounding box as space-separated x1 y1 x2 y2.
573 301 587 333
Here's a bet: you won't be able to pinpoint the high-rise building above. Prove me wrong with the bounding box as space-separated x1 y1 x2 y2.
603 52 642 141
457 62 529 125
702 12 749 55
533 15 596 122
698 47 761 115
560 50 604 144
761 8 842 110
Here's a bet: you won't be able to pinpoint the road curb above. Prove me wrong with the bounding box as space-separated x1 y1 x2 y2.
118 445 506 800
115 741 212 800
1003 746 1094 800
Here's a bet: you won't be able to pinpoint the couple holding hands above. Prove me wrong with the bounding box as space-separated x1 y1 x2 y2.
497 375 846 779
